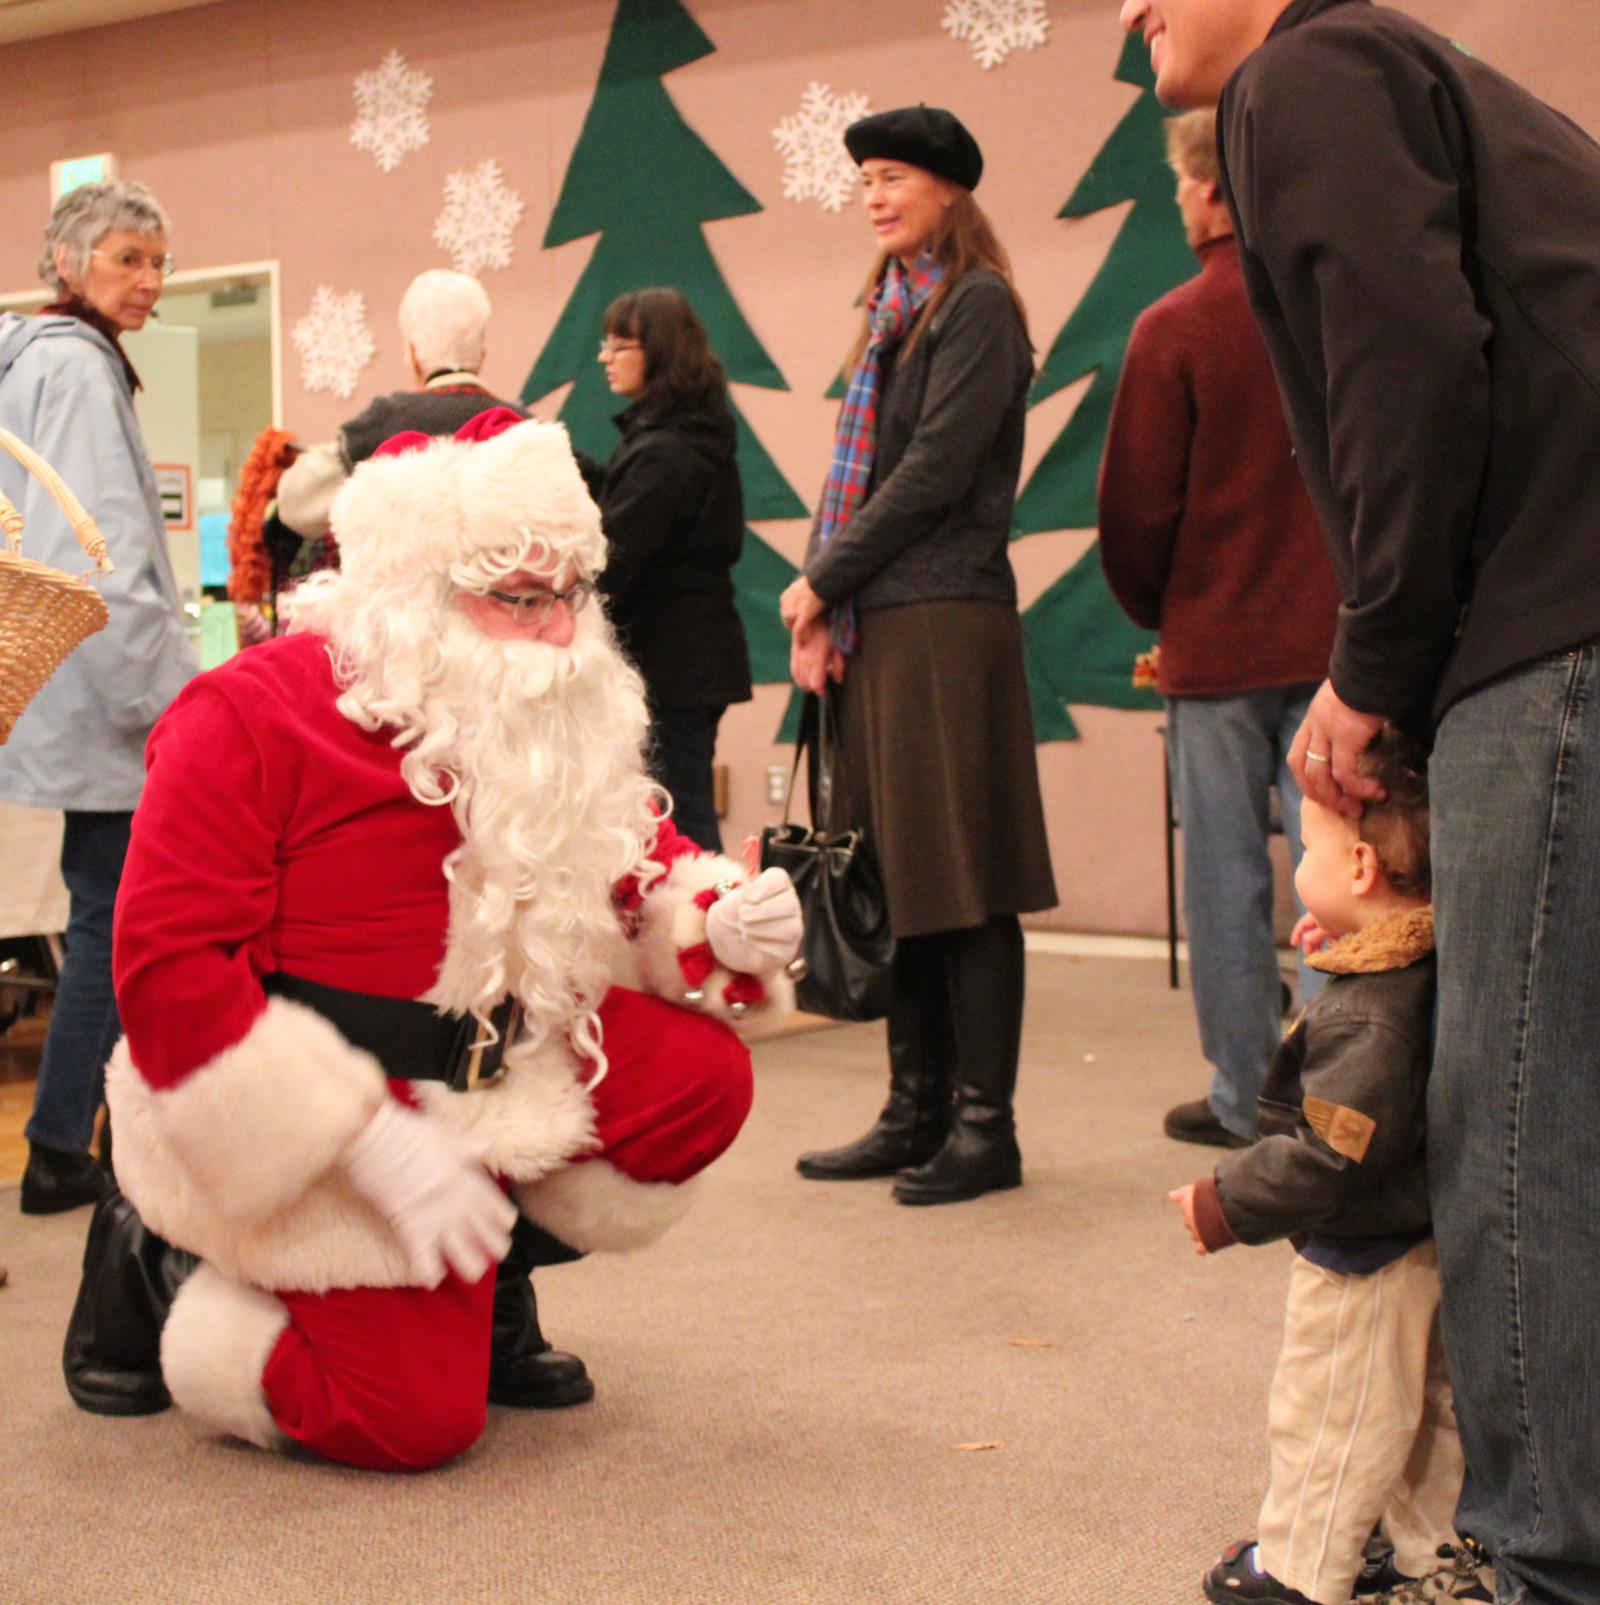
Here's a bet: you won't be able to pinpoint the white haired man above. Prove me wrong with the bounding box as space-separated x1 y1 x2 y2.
63 407 801 1473
1121 0 1600 1600
275 268 527 540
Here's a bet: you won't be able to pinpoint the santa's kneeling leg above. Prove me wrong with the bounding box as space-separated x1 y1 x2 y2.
130 988 753 1473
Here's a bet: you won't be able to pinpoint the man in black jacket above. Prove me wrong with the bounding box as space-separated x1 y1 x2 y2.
1119 2 1600 1600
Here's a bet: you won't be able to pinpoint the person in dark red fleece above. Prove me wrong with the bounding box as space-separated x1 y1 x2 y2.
1098 108 1338 1150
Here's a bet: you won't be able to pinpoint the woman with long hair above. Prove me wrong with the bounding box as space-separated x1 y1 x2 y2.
782 107 1057 1206
594 288 751 851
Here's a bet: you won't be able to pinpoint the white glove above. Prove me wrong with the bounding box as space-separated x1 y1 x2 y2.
341 1099 515 1289
705 866 804 975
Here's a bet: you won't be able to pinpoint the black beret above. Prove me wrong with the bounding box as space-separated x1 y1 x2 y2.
843 106 983 192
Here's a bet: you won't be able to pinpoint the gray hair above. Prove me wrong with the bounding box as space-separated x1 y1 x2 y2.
1164 108 1221 187
399 269 491 374
40 180 170 296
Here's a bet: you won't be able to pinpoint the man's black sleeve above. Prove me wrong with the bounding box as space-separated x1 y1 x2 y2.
1225 29 1492 725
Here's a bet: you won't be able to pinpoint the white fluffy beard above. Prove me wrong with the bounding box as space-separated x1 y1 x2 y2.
284 566 663 1074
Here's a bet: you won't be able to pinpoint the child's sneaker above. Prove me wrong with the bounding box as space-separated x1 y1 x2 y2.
1201 1539 1317 1604
1355 1540 1494 1602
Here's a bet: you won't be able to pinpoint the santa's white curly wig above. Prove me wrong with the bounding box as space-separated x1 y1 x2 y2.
283 416 663 1076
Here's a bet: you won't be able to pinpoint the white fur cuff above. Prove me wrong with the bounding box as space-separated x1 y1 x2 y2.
516 1160 700 1254
115 996 388 1225
630 853 794 1029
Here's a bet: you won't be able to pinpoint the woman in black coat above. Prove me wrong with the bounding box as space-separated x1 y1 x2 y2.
781 108 1057 1206
594 289 752 851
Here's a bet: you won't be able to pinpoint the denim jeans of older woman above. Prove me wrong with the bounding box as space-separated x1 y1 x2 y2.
25 810 131 1155
1430 643 1600 1605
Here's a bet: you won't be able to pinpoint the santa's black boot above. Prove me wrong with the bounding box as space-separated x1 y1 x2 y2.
63 1182 198 1415
488 1217 594 1409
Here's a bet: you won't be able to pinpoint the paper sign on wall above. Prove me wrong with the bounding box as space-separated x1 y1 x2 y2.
51 152 117 202
154 464 193 531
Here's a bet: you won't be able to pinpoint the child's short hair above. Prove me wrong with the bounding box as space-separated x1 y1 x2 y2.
1355 726 1430 898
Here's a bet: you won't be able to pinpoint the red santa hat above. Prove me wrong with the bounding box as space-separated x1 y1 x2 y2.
328 407 605 588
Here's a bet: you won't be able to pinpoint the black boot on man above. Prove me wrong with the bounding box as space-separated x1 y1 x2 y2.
796 938 952 1180
487 1216 594 1409
63 1182 196 1414
893 915 1026 1206
20 1140 109 1215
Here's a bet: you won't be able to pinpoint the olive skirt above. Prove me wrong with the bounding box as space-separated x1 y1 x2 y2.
829 599 1058 939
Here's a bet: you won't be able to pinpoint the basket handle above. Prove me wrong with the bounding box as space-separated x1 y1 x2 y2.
0 424 115 574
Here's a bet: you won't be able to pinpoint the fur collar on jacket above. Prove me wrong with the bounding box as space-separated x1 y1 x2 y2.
1308 905 1434 976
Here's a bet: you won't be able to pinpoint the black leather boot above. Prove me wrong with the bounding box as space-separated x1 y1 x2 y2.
488 1216 594 1409
796 937 953 1180
20 1141 109 1216
63 1183 197 1414
894 916 1025 1206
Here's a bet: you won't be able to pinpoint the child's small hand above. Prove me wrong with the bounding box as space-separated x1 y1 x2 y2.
1168 1184 1209 1256
1291 911 1333 955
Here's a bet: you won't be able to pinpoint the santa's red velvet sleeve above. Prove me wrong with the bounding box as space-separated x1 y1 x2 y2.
111 675 387 1223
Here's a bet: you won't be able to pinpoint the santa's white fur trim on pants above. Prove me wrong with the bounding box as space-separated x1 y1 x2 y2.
162 1266 289 1450
517 1161 700 1254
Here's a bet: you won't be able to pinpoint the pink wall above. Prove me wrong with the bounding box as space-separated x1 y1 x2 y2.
2 0 1594 932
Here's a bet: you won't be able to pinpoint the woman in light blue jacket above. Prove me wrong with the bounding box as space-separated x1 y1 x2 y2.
0 181 194 1214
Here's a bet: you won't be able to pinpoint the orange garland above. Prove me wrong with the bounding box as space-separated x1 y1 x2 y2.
225 427 298 603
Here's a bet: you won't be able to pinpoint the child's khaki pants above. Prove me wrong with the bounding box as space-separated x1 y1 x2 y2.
1257 1238 1464 1605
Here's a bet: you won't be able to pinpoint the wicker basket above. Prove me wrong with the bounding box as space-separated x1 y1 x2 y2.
0 424 115 745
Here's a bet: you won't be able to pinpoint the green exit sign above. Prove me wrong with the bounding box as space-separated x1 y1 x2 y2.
51 153 117 202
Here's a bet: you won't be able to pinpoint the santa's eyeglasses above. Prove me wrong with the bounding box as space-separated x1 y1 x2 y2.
483 579 596 619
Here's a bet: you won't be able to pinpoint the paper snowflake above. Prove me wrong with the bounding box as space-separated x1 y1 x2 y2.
941 0 1050 69
291 287 376 399
350 49 432 172
432 159 525 275
773 82 872 213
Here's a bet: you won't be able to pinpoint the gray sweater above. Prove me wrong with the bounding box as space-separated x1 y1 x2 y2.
804 269 1031 612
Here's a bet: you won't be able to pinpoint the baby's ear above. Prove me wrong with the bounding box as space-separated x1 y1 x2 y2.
1349 839 1383 897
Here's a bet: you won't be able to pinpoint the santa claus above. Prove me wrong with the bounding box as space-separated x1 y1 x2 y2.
64 406 801 1473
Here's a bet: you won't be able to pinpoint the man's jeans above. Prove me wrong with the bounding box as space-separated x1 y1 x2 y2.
1167 685 1320 1139
25 810 131 1155
1431 645 1600 1605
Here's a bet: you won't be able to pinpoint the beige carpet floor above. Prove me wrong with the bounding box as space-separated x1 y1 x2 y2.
0 953 1294 1605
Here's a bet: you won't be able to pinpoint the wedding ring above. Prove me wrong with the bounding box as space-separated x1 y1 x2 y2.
1305 750 1331 764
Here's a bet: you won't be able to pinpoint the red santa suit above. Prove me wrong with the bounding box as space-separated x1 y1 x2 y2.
104 414 792 1472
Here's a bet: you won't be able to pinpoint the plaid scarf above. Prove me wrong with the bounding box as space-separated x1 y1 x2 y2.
814 250 944 650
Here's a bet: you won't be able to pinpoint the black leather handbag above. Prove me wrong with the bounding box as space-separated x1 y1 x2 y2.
759 691 896 1022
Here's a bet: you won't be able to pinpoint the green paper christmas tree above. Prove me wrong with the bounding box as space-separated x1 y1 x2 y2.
1015 33 1197 740
521 0 804 687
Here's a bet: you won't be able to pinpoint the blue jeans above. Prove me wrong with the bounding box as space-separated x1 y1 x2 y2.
1167 686 1321 1139
647 704 725 854
26 809 132 1154
1431 645 1600 1605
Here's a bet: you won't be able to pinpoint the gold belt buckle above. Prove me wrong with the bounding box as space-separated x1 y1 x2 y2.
463 999 521 1091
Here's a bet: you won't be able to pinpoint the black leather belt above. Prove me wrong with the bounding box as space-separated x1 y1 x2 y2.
262 972 520 1091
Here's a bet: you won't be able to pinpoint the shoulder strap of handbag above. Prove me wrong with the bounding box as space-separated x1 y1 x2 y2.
777 693 818 827
777 692 842 831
